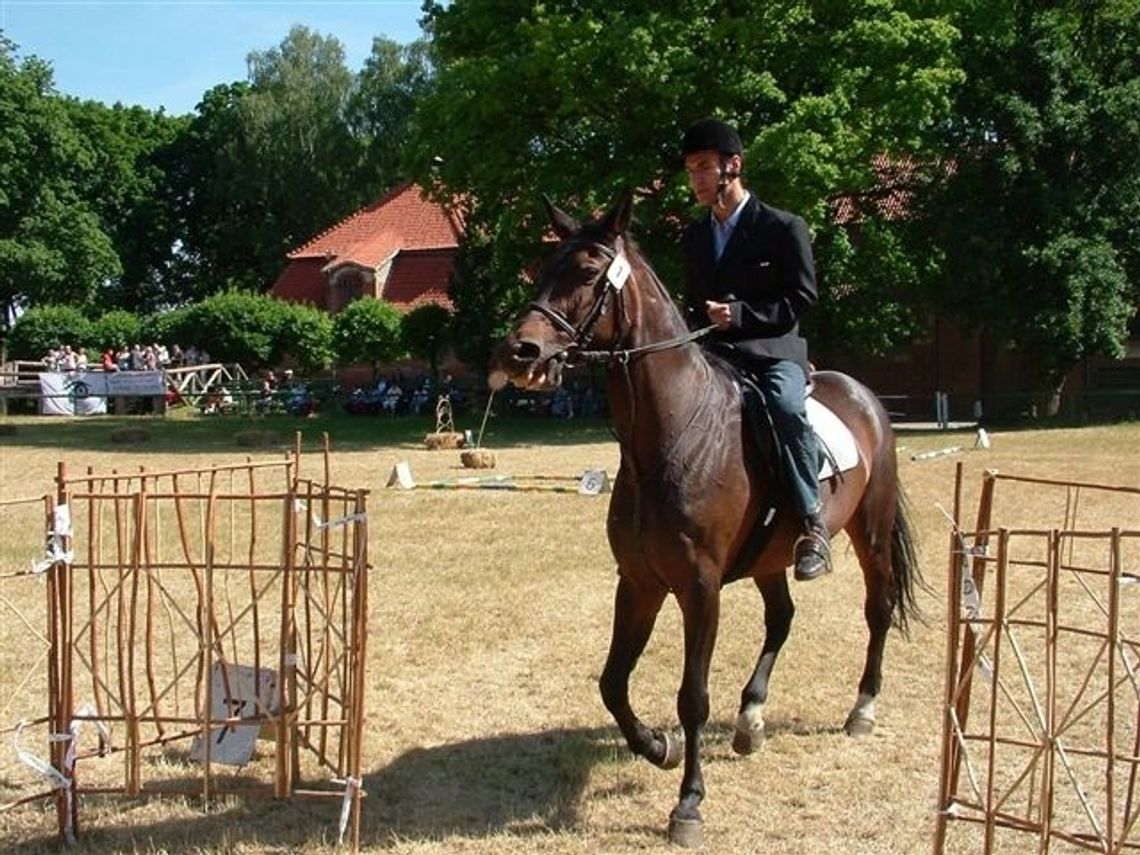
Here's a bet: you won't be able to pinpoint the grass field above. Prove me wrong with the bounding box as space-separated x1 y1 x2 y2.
0 410 1137 854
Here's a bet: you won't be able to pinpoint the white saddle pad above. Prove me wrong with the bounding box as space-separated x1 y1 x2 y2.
806 396 859 480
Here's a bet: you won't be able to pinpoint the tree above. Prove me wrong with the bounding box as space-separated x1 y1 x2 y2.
400 302 451 379
91 309 142 350
171 27 373 298
348 37 436 193
0 37 120 327
447 212 533 376
62 98 186 313
916 0 1140 407
275 301 334 374
332 299 405 376
7 304 94 359
183 290 291 367
409 0 962 359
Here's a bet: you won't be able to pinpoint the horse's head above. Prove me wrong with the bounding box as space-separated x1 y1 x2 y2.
488 192 634 392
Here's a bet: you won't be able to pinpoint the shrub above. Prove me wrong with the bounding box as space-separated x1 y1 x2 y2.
332 299 405 375
7 306 94 359
91 309 142 349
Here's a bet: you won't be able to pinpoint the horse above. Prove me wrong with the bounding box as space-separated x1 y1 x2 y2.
488 192 923 847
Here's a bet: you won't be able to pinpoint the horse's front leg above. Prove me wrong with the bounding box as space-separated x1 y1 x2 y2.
668 579 721 848
599 574 680 769
733 573 795 754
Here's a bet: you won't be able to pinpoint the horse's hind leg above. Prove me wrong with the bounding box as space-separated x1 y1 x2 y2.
844 504 896 737
733 574 795 754
599 574 680 769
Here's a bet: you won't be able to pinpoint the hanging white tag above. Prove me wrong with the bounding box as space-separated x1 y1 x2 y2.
606 254 631 291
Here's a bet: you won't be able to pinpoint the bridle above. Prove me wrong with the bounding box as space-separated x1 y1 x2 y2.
526 236 715 367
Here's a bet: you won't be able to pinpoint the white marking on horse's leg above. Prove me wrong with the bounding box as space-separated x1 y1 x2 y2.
844 692 876 737
732 703 766 755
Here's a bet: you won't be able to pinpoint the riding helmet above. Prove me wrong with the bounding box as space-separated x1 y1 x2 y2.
681 118 743 157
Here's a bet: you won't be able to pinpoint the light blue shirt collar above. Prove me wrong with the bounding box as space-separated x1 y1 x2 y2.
712 191 750 260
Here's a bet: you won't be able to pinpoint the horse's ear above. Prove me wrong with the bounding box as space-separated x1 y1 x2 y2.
603 189 634 238
543 194 579 239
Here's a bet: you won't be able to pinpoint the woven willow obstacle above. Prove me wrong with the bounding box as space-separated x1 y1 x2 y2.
935 467 1140 854
0 437 370 849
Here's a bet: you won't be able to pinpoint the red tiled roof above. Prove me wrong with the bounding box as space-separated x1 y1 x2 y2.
288 182 462 263
382 250 455 312
830 154 921 225
270 257 328 306
270 182 463 310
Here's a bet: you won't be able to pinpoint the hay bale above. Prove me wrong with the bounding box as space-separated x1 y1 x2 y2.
460 449 497 469
110 426 151 445
235 430 279 448
424 431 465 450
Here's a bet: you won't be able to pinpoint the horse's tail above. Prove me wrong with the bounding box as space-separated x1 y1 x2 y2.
890 488 925 637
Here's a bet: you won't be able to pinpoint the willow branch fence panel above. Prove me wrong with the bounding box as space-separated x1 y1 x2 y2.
0 442 370 849
935 468 1140 854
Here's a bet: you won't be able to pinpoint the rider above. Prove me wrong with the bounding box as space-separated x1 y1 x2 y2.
679 117 831 581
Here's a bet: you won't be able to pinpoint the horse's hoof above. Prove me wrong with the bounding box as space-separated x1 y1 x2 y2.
732 721 765 755
657 731 684 770
844 711 875 737
667 816 703 848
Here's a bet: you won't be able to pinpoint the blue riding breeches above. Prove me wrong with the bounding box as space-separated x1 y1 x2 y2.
745 358 820 519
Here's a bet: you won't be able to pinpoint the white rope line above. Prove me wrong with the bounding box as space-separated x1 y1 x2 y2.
333 775 363 845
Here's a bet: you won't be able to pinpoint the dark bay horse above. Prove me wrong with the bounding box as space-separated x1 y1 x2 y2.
488 193 922 847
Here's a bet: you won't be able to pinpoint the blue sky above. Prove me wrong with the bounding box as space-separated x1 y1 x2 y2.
1 0 428 115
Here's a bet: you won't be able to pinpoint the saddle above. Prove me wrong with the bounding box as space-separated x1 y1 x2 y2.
722 365 859 583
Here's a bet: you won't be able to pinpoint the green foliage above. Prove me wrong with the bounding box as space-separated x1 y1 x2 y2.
183 291 289 367
400 302 451 377
90 309 142 349
349 37 436 194
0 38 120 324
810 220 929 360
447 215 532 375
170 26 432 298
409 0 963 357
61 99 186 313
332 298 405 373
7 304 94 358
915 0 1140 390
141 305 195 347
276 301 334 373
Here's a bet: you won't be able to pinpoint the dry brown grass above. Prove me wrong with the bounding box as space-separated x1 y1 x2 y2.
0 421 1137 853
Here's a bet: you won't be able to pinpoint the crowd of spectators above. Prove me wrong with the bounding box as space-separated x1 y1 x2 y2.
343 373 465 417
37 346 607 421
42 343 213 374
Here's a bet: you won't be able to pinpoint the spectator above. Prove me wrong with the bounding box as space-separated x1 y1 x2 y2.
383 381 403 416
101 347 119 372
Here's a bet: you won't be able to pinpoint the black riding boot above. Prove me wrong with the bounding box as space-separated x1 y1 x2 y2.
793 513 832 581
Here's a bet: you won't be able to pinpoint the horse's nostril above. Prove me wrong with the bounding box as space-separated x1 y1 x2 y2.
512 340 541 362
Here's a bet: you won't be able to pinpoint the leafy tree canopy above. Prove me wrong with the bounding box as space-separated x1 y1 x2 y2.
400 301 451 378
331 298 405 374
0 36 120 326
917 0 1140 390
409 0 963 358
7 304 94 359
